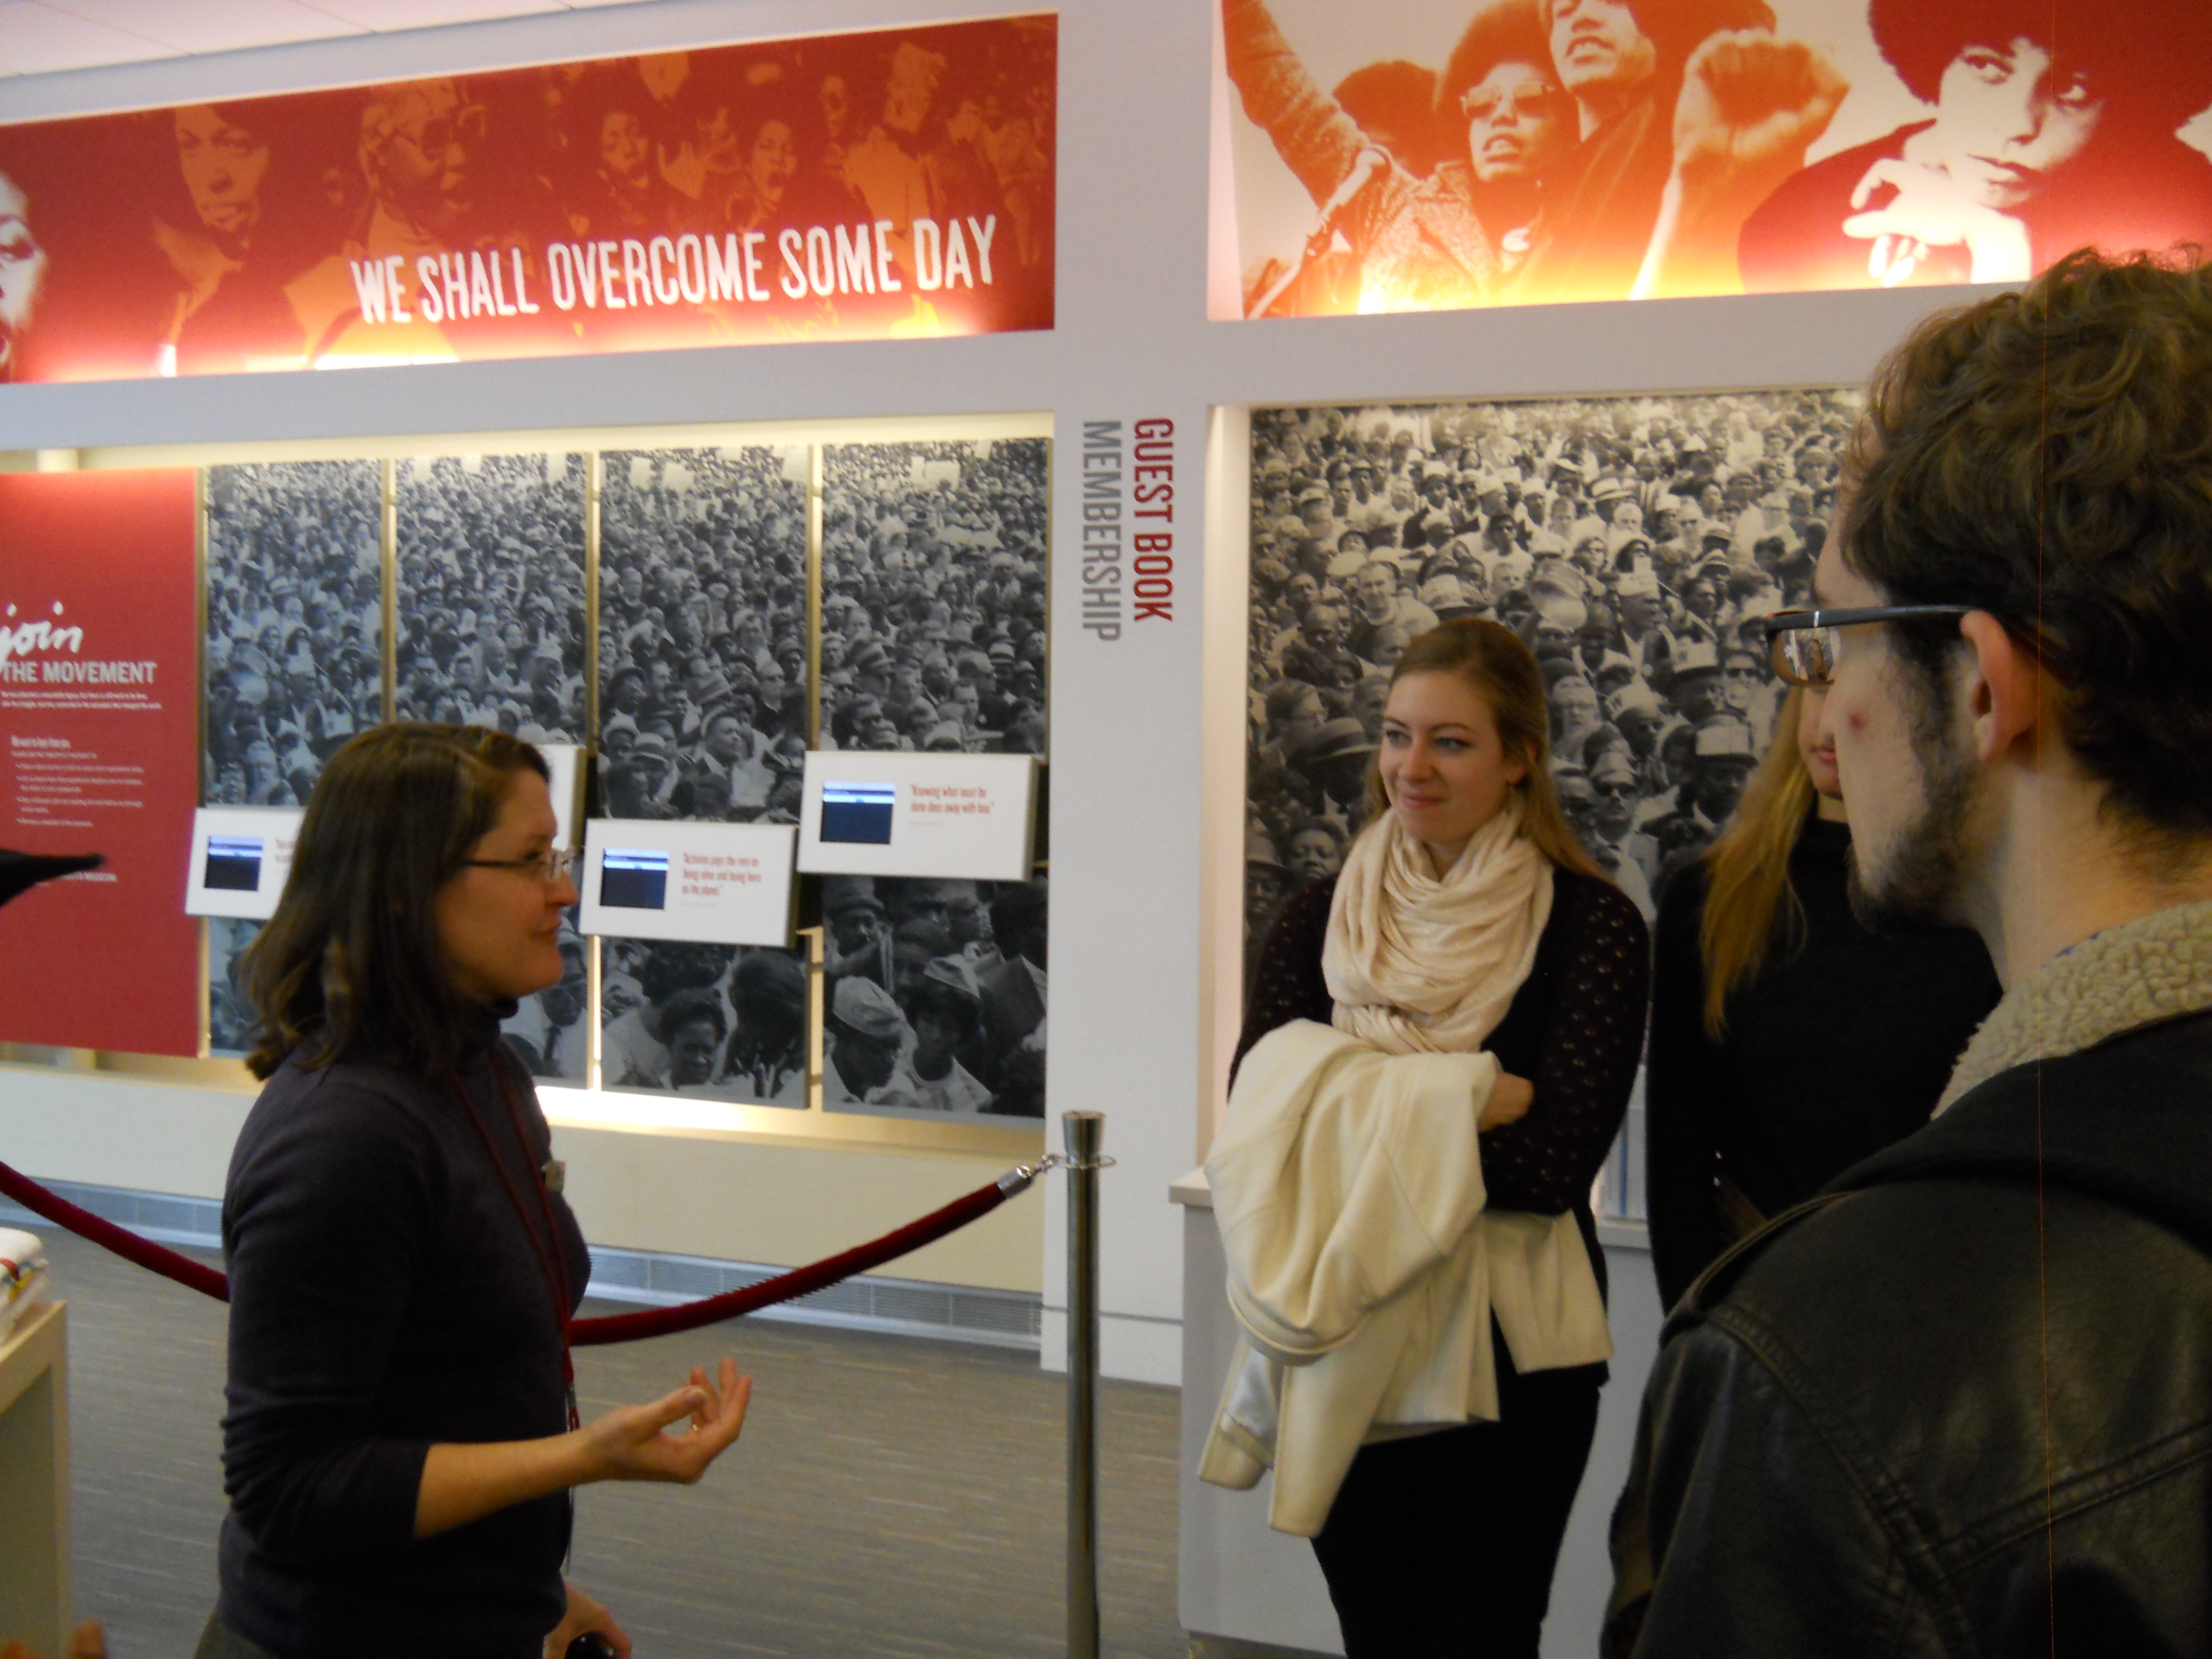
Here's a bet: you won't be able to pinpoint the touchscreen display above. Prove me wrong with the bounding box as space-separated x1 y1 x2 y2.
820 782 896 845
600 848 670 910
203 836 265 892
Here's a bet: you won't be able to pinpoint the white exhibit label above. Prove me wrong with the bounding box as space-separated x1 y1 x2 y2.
184 806 305 920
797 752 1037 881
578 819 797 947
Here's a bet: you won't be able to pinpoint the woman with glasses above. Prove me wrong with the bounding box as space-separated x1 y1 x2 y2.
1224 0 1575 314
200 725 751 1659
1643 634 2000 1313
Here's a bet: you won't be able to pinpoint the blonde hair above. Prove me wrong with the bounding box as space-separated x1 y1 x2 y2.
1362 619 1608 883
1697 685 1818 1036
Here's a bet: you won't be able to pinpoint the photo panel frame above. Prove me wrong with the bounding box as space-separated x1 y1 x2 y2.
820 873 1047 1121
393 452 588 743
587 444 814 1106
817 437 1050 756
597 938 809 1107
595 445 810 822
201 459 384 807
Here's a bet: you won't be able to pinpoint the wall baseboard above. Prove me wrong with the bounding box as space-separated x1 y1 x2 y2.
1 1180 1042 1352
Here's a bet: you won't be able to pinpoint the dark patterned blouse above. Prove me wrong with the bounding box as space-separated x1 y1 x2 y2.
1233 868 1650 1220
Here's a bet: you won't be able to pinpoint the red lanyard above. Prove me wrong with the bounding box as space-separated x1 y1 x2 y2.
452 1053 580 1432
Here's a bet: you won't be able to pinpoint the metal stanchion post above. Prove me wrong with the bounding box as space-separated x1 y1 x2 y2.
1064 1111 1105 1659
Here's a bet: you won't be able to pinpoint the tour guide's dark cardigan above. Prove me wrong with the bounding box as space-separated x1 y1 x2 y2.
216 1009 589 1658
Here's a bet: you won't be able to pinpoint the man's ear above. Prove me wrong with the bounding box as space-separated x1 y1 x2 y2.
1959 611 2044 767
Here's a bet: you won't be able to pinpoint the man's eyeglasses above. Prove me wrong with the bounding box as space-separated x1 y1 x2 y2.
1759 605 1973 687
464 848 580 886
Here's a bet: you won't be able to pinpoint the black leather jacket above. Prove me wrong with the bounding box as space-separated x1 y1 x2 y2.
1606 1010 2212 1657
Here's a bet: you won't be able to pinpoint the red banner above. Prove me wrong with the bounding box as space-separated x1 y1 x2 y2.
0 17 1055 383
0 471 201 1054
1219 0 2212 316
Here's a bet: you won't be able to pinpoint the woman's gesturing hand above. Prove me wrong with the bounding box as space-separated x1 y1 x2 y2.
1480 1072 1535 1132
582 1357 752 1484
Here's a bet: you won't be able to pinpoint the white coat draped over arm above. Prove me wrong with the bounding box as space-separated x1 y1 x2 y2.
1200 1017 1610 1536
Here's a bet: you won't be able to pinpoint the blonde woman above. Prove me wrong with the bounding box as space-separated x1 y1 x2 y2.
1643 683 2000 1311
1206 620 1647 1657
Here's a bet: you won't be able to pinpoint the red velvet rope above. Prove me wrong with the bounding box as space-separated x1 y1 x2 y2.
0 1155 1029 1344
0 1156 231 1301
571 1176 1015 1346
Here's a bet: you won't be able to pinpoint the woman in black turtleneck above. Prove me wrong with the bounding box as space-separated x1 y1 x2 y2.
204 725 751 1659
1644 684 2001 1311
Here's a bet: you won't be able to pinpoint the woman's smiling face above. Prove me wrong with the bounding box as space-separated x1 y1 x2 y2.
434 769 576 1004
1378 669 1528 867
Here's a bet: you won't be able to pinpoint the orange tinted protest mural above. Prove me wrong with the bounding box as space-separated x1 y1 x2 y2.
1217 0 2212 315
0 16 1055 382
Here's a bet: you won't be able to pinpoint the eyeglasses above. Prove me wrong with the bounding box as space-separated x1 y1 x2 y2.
394 104 485 158
1759 605 1974 686
1462 82 1559 122
464 848 580 886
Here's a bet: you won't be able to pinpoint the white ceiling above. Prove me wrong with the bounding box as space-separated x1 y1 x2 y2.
0 0 650 77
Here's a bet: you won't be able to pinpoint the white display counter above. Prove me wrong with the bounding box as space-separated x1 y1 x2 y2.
0 1298 71 1655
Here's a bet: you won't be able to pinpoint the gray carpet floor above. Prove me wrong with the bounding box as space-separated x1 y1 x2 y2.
35 1227 1190 1658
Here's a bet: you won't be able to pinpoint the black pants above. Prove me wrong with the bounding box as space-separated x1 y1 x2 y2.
1310 1364 1603 1659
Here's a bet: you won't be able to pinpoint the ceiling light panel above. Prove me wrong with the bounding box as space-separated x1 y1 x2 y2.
0 1 182 75
31 0 362 57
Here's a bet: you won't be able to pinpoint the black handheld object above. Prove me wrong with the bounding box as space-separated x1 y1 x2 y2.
0 850 103 909
565 1637 618 1659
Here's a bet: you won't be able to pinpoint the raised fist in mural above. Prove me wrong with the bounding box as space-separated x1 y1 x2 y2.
1672 33 1846 206
1635 30 1847 299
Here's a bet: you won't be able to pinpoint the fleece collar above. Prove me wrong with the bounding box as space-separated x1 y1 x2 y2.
1938 899 2212 1113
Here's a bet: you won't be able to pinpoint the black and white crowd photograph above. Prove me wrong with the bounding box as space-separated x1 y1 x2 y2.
599 939 809 1105
201 459 385 807
596 445 810 823
191 435 1050 1116
820 873 1048 1119
1244 388 1858 974
814 436 1051 1119
206 917 263 1058
394 451 588 743
817 438 1049 758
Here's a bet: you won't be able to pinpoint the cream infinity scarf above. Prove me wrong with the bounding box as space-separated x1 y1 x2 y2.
1324 794 1555 1056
